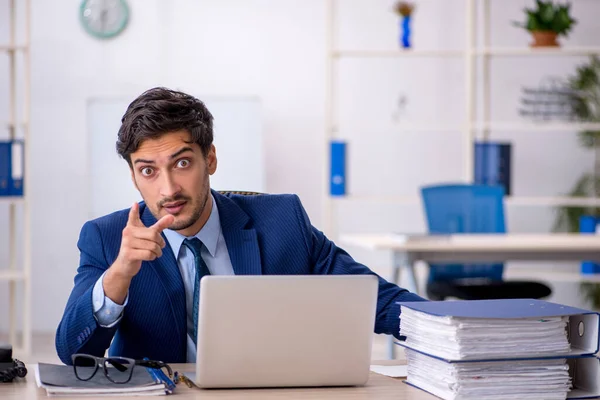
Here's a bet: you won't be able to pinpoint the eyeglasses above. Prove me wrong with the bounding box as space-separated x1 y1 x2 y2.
71 353 173 384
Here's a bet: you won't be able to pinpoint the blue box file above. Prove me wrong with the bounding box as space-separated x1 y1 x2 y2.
474 141 511 196
330 141 346 196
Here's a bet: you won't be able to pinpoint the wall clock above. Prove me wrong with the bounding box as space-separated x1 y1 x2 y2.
80 0 130 39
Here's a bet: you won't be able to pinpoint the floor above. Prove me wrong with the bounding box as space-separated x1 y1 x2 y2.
2 332 406 365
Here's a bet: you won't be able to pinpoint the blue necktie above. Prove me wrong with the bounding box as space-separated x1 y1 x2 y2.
182 238 211 345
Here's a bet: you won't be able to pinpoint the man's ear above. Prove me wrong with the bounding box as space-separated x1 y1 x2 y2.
207 144 217 175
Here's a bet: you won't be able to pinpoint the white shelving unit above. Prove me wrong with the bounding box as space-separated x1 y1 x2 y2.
324 0 600 239
2 0 32 355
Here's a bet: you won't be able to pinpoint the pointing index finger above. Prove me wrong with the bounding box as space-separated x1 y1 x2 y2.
152 214 175 232
128 202 142 227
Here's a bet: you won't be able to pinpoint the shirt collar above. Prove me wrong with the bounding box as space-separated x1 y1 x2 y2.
163 194 221 259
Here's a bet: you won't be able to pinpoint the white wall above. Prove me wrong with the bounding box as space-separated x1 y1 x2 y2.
0 0 599 333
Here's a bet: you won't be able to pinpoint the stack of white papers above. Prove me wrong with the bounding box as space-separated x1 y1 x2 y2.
396 299 600 400
400 307 571 360
406 349 572 400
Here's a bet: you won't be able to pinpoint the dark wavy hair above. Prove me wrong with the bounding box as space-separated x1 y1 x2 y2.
116 87 214 167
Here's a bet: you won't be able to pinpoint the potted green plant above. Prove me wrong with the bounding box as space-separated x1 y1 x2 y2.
554 55 600 233
553 55 600 310
514 1 577 47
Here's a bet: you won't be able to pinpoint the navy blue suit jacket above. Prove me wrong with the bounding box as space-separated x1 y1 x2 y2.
56 190 423 364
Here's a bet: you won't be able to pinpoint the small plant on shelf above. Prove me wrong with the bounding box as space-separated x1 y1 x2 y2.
513 1 577 47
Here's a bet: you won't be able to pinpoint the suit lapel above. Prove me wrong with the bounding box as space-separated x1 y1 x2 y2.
140 203 187 356
213 190 262 275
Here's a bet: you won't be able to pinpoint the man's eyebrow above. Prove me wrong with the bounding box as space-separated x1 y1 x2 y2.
132 147 194 165
170 147 194 160
133 157 154 165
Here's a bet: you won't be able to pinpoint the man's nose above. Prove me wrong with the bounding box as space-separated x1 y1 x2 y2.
159 173 182 198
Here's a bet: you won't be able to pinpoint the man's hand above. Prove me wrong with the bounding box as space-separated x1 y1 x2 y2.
103 203 175 305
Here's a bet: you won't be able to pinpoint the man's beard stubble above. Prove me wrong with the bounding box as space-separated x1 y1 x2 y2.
153 189 210 232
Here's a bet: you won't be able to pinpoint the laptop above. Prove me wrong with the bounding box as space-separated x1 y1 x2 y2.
186 274 379 388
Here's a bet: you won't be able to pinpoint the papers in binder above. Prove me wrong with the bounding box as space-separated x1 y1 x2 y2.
405 349 572 400
397 299 599 362
396 299 600 400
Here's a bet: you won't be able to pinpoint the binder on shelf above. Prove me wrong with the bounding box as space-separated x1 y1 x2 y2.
474 141 511 196
396 299 599 362
10 140 24 196
0 139 24 197
329 140 346 196
0 141 10 196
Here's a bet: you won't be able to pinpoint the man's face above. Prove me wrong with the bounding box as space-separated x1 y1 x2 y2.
130 130 217 236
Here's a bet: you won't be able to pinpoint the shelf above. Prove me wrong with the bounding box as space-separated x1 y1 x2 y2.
333 49 465 58
506 197 600 207
0 197 25 205
359 124 464 132
331 195 419 204
477 47 600 57
0 196 25 204
3 121 28 129
475 122 600 132
0 270 26 282
0 44 27 52
333 122 600 133
331 195 600 207
332 47 600 59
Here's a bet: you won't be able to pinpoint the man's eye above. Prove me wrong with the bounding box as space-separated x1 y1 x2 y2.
177 159 190 168
141 167 154 176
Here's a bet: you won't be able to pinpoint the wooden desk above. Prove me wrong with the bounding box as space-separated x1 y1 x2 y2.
1 362 434 400
339 233 600 358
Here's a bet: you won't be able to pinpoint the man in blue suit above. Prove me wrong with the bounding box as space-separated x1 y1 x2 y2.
56 87 425 365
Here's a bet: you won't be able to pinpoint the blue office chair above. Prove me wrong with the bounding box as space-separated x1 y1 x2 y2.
420 184 551 301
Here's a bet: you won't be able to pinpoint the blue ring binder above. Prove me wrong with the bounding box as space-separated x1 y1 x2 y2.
330 141 346 196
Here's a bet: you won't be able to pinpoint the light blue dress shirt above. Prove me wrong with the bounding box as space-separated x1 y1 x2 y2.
92 194 235 362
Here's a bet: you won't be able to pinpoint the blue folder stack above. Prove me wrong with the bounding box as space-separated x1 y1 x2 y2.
396 299 600 400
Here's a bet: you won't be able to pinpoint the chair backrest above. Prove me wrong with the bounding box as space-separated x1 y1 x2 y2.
420 184 506 282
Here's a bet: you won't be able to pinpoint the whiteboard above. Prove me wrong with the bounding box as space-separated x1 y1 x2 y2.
87 97 264 219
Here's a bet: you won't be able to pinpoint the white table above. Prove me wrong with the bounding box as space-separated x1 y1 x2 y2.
339 233 600 359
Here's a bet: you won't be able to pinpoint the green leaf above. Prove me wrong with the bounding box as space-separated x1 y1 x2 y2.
577 131 600 149
580 283 600 310
539 3 556 24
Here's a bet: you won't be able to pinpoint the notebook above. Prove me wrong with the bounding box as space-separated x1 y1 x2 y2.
35 363 168 397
